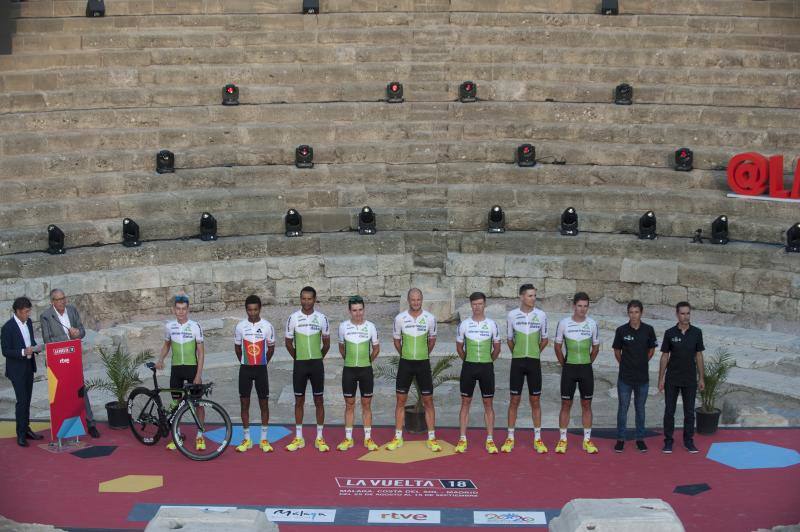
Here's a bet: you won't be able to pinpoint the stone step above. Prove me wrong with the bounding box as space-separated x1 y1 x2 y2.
728 367 800 400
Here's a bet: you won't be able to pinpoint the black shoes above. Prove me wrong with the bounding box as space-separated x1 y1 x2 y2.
88 425 101 438
636 440 648 453
685 441 700 454
17 436 28 447
25 428 43 440
662 441 673 454
614 440 624 453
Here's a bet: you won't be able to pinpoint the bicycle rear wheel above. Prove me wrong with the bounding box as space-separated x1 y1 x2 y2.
128 387 163 446
172 399 232 461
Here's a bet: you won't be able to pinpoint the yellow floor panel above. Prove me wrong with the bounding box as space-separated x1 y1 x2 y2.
358 439 456 464
0 421 50 438
99 474 163 493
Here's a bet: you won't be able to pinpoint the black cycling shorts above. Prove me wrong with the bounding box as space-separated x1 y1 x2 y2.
561 363 594 401
509 358 542 396
460 361 495 398
342 366 374 398
396 358 434 396
239 364 269 400
293 359 325 397
169 364 198 399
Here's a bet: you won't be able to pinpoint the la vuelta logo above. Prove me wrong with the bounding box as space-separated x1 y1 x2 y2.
727 153 800 199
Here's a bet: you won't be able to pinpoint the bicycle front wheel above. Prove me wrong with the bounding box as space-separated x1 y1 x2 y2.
171 399 232 461
128 387 163 446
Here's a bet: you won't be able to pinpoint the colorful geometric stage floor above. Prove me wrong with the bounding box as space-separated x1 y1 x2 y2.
0 421 798 531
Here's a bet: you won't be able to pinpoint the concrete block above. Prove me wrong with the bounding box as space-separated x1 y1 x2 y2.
687 287 715 311
742 293 771 314
505 255 564 279
377 254 414 276
635 284 663 305
562 256 621 281
145 507 276 531
329 277 359 298
384 274 411 297
715 290 743 313
544 278 577 298
548 498 684 532
267 256 324 280
662 285 688 307
734 268 794 297
324 255 378 277
677 263 736 290
400 286 455 323
446 252 504 277
211 259 267 283
620 259 678 285
357 275 385 298
159 263 213 286
106 267 160 292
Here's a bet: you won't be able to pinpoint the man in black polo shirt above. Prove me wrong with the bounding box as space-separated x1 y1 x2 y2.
658 301 705 454
613 300 657 453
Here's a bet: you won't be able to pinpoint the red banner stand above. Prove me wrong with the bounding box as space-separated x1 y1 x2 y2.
46 339 87 442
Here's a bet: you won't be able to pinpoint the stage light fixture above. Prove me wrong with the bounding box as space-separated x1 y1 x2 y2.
200 212 217 241
122 218 140 247
295 145 314 168
786 223 800 253
86 0 105 17
358 206 376 235
47 225 65 255
285 209 303 237
222 84 239 106
601 0 619 15
614 83 633 105
560 207 578 236
675 147 693 171
302 0 319 14
488 205 505 233
459 81 477 103
386 81 404 103
638 211 657 240
156 150 174 174
516 144 536 167
710 215 728 245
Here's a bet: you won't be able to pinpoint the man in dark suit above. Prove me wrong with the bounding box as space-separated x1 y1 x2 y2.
1 297 45 447
40 288 100 438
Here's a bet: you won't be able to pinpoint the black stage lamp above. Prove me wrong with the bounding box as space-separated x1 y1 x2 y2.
222 84 239 106
303 0 319 14
295 145 314 168
86 0 105 17
200 212 217 241
285 209 303 237
386 81 404 103
358 206 376 235
156 150 174 174
786 223 800 253
122 218 140 247
601 0 619 15
560 207 578 236
675 147 693 171
614 83 633 105
710 215 729 245
638 211 657 240
459 81 477 103
47 225 65 255
488 205 505 233
517 144 536 167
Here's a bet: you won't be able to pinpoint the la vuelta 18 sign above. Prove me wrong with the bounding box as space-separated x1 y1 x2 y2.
727 152 800 199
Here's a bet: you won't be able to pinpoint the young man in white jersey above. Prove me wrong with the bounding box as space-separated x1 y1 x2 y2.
336 296 380 452
554 292 600 454
284 286 331 452
455 292 501 454
233 295 276 453
387 288 441 452
502 283 549 454
155 294 205 451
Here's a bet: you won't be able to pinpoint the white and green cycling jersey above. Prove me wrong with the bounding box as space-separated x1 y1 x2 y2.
456 317 501 363
555 316 599 365
338 320 378 368
164 319 204 366
392 310 437 361
285 310 330 360
507 307 548 359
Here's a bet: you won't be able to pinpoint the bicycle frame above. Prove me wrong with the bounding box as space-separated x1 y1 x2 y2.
145 364 210 435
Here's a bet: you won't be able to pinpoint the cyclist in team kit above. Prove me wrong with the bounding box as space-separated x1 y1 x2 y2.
387 288 442 452
554 292 600 455
233 295 276 453
455 292 502 454
284 286 331 452
336 296 381 452
155 294 205 451
503 283 549 454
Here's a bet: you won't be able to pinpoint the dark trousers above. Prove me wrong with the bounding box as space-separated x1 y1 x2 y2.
617 377 648 440
663 382 696 444
10 368 34 437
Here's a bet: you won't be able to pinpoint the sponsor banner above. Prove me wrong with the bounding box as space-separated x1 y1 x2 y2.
474 511 547 526
46 339 86 440
160 506 237 513
337 477 478 498
265 508 336 523
368 510 441 524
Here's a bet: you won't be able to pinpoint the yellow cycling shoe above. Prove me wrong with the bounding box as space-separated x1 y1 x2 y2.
582 439 599 454
500 438 514 453
454 439 468 453
364 438 379 451
534 439 549 454
286 437 305 451
166 441 177 451
260 440 273 453
315 437 330 452
337 438 354 451
426 439 442 452
555 439 568 454
386 437 403 451
485 440 499 454
195 437 206 451
236 438 253 452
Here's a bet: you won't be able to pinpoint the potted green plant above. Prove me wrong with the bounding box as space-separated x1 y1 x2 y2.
696 348 735 434
86 346 153 429
375 354 459 433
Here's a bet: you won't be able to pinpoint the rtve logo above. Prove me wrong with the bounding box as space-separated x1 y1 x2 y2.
368 510 441 524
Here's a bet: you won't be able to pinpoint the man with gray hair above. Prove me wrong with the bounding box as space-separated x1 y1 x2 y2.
40 288 100 438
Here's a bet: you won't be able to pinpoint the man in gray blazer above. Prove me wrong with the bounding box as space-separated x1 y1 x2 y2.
40 288 100 438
